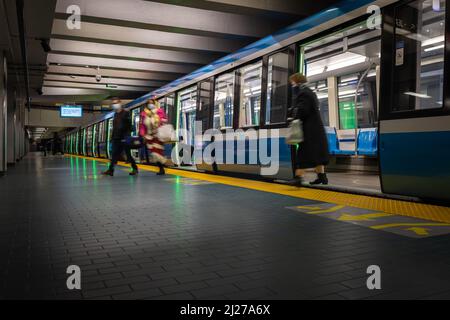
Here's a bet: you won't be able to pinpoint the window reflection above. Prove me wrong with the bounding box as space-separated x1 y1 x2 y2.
393 0 445 111
239 61 262 127
266 50 289 124
214 72 235 129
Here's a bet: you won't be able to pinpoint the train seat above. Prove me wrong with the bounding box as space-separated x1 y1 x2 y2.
357 128 378 156
325 127 339 155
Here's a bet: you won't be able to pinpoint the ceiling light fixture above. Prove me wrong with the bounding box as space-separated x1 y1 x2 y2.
424 44 444 52
404 92 432 99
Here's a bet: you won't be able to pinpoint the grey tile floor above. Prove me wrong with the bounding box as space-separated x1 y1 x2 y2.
1 153 450 300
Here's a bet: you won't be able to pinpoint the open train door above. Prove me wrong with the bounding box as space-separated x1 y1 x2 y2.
379 0 450 202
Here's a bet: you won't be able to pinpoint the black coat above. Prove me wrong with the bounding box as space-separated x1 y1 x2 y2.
112 110 132 140
289 84 329 169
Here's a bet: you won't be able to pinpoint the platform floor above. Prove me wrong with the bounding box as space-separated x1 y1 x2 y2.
1 153 450 300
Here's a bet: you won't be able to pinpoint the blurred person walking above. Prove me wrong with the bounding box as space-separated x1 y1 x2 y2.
289 73 329 187
102 99 138 176
139 99 168 175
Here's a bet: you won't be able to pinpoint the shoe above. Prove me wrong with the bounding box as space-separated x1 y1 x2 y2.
157 163 165 176
102 170 114 176
129 169 138 176
310 173 328 185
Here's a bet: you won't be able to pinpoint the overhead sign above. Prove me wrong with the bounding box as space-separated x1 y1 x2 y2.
60 105 83 118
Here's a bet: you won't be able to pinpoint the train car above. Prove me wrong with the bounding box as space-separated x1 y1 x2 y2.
65 0 450 203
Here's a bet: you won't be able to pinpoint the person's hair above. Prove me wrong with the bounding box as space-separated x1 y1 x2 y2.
289 73 307 84
111 97 121 104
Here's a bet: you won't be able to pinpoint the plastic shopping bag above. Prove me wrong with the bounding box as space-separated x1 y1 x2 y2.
286 119 304 145
156 124 177 143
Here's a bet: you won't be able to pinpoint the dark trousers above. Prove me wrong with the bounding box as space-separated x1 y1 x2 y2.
109 139 137 171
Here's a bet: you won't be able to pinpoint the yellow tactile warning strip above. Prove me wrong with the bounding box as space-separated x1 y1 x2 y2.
287 203 450 238
67 154 450 224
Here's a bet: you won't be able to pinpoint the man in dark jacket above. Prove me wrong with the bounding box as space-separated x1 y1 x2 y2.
102 99 138 176
289 73 329 187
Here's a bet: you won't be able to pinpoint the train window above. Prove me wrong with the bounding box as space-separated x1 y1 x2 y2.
238 61 262 128
107 119 113 158
166 94 176 126
338 72 377 129
392 0 446 112
307 79 330 127
131 108 140 137
197 78 214 131
214 72 235 130
301 21 381 129
265 50 289 124
178 86 198 145
98 121 105 142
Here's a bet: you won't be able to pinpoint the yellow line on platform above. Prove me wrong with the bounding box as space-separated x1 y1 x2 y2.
67 154 450 224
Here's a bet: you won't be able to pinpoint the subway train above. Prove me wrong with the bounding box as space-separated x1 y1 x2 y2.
64 0 450 203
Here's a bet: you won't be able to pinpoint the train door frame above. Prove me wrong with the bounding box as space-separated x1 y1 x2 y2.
92 123 99 157
106 118 113 159
86 126 93 157
292 13 382 180
378 0 450 201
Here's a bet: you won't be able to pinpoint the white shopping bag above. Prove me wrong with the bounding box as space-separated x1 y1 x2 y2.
286 119 304 145
157 124 177 143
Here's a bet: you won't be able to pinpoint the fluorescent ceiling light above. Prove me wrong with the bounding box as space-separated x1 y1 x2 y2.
424 44 444 52
422 35 444 47
404 92 432 99
307 52 367 77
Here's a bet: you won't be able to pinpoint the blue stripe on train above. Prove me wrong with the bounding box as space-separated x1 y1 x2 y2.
380 131 450 200
380 131 450 176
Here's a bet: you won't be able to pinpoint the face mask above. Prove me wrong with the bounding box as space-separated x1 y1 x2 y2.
112 103 121 111
148 104 156 110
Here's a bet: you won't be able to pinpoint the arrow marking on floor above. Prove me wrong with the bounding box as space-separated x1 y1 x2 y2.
406 227 431 236
298 205 346 214
338 212 393 221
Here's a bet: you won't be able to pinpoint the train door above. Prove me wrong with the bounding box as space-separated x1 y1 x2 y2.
86 126 93 157
130 107 142 162
92 124 99 157
195 78 214 172
106 118 113 159
379 0 450 201
82 128 87 156
164 94 176 165
98 121 107 158
176 86 198 166
75 132 79 154
298 19 382 192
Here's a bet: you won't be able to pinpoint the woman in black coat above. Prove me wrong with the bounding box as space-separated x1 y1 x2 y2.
289 73 329 186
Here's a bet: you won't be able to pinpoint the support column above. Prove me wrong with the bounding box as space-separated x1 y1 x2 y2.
327 76 339 129
0 53 7 174
6 93 15 165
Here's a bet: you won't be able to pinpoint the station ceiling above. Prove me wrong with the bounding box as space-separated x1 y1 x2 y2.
2 0 340 109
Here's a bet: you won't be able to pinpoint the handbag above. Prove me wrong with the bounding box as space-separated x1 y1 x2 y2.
286 119 304 145
157 124 177 143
